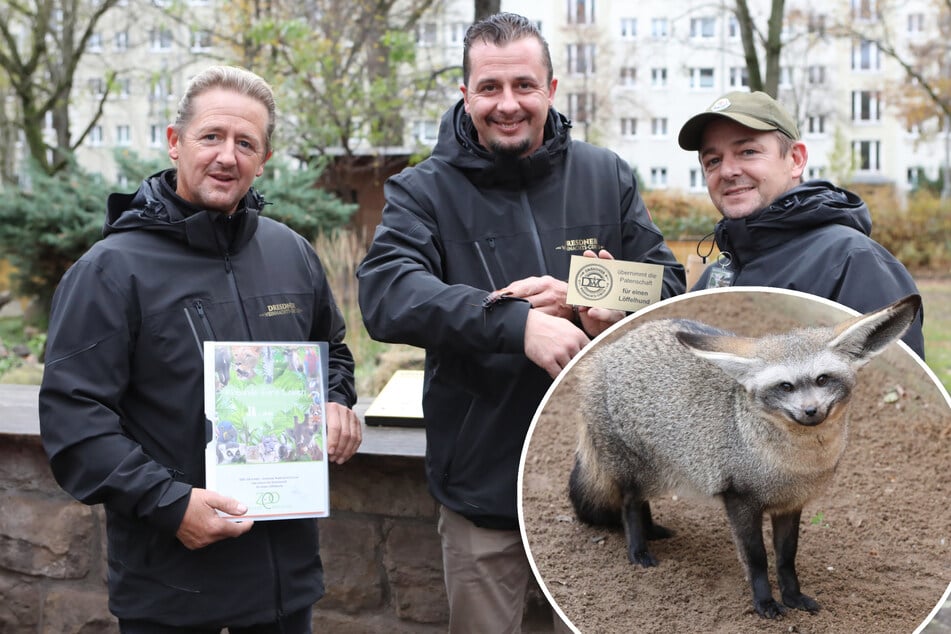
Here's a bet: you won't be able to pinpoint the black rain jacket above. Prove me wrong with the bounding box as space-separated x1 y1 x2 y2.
357 101 685 529
693 180 924 358
39 170 356 627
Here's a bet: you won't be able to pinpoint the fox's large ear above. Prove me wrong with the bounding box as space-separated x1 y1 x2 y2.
827 294 921 367
676 331 762 385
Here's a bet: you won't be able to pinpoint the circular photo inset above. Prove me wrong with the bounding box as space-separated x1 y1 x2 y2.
519 288 950 634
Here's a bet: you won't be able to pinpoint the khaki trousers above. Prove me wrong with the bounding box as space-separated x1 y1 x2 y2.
438 505 575 633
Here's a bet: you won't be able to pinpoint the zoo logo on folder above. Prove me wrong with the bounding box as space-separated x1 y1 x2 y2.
203 341 329 521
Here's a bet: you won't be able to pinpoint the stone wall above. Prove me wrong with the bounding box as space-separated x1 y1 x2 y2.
0 385 556 633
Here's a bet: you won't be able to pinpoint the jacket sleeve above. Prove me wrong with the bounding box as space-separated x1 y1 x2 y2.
616 157 687 300
356 175 531 354
38 259 190 534
306 243 357 407
828 247 925 359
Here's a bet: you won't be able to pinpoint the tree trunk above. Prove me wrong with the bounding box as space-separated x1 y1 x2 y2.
474 0 500 22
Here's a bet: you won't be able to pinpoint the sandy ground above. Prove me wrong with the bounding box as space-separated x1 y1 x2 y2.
520 289 951 634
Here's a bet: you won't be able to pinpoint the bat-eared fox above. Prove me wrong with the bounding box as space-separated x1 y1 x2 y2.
568 294 921 619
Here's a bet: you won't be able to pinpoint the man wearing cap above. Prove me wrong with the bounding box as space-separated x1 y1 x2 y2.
678 90 924 358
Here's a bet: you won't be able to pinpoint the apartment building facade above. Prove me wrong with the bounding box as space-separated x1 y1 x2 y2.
58 0 948 199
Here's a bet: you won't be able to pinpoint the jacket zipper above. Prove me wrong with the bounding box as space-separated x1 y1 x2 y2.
473 241 499 289
193 300 217 340
220 250 253 338
519 190 548 274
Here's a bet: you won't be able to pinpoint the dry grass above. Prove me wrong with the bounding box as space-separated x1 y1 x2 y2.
918 276 951 395
313 229 421 399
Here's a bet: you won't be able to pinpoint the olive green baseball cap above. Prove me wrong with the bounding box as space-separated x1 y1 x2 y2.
678 91 800 151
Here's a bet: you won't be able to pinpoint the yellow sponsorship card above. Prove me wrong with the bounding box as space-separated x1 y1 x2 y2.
566 255 665 312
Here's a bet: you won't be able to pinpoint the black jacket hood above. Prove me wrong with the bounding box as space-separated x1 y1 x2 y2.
104 169 264 254
432 99 572 189
715 180 871 268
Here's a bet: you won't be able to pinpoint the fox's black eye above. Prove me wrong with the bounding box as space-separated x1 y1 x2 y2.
815 374 828 386
780 382 794 392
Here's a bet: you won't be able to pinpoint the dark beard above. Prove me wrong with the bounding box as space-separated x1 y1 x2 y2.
488 137 531 158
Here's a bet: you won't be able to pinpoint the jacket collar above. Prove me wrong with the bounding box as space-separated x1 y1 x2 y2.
714 180 872 268
104 169 263 254
433 99 572 189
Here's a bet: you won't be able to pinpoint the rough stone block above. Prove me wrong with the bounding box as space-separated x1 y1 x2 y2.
317 516 385 613
0 573 41 632
43 587 117 634
0 439 60 493
0 493 93 579
382 519 449 623
330 455 436 518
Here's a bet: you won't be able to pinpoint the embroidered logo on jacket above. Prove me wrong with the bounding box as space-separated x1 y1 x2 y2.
555 237 602 252
260 302 303 318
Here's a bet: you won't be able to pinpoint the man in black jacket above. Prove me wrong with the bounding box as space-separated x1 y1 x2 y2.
39 66 361 633
357 13 685 632
679 90 924 358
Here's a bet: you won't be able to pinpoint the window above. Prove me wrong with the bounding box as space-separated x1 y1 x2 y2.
689 168 706 191
907 13 924 34
88 32 102 52
89 77 106 98
851 0 878 20
620 117 637 137
853 140 881 171
414 120 438 143
808 13 826 36
651 18 668 38
729 66 749 88
191 29 212 51
852 90 882 122
567 93 595 124
619 67 637 86
620 18 637 39
88 125 103 146
117 77 130 99
115 31 128 51
779 67 793 88
567 43 596 76
907 167 921 188
151 75 173 100
651 117 668 137
852 39 881 70
650 67 667 87
689 68 715 89
567 0 595 25
150 124 165 148
116 125 131 146
728 16 740 38
690 17 715 39
416 22 437 47
806 115 827 135
807 65 826 85
650 167 668 188
807 166 826 180
150 28 173 51
448 22 467 45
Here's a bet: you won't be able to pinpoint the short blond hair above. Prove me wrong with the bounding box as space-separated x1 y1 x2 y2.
172 66 276 154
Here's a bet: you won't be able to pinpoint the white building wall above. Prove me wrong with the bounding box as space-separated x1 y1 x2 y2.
48 0 949 199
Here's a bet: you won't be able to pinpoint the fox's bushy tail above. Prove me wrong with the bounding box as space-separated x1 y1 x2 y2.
568 423 623 527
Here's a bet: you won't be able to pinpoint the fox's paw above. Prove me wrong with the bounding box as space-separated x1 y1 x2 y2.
754 598 787 619
627 548 658 568
783 592 820 614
